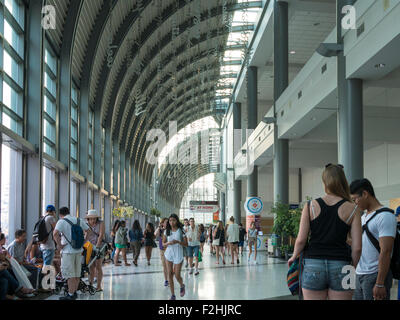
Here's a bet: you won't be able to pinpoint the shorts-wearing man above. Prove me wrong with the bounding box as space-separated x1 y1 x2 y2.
54 207 89 300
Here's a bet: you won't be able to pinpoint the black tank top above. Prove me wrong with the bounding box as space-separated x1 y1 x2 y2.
304 198 352 262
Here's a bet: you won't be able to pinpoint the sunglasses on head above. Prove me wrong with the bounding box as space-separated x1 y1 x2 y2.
325 163 344 169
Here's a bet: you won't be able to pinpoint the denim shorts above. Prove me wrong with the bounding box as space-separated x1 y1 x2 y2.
187 245 200 258
41 249 55 266
301 258 352 292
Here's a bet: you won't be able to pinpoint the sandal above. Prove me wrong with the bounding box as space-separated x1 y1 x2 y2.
20 288 36 295
125 263 131 266
96 288 103 292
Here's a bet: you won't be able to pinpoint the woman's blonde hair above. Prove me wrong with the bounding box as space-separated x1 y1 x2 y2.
322 164 351 202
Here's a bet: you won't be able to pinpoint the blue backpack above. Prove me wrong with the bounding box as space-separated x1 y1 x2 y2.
63 218 85 249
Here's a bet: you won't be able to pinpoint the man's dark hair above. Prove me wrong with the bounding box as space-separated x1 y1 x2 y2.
59 207 70 216
0 233 5 241
15 229 26 238
350 178 376 198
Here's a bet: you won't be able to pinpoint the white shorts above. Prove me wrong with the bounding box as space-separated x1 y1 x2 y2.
61 253 82 279
164 246 184 265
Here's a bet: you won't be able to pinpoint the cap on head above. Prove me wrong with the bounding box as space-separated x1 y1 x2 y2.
46 205 56 212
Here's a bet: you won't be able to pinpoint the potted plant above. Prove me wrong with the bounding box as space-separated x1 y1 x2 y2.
272 201 290 258
272 201 303 259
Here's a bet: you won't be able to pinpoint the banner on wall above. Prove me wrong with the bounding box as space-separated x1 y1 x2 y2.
189 201 219 224
244 197 263 232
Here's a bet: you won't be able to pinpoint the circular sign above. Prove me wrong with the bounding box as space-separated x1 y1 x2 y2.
245 197 263 215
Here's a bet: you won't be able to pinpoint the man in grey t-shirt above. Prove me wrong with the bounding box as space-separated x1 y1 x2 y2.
350 179 397 300
40 205 57 266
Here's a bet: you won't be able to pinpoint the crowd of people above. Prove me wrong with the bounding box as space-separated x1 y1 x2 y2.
1 163 399 301
0 202 263 301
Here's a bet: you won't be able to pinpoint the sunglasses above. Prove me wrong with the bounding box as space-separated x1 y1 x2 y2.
325 163 344 169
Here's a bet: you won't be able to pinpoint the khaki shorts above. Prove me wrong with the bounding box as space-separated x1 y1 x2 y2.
61 253 82 279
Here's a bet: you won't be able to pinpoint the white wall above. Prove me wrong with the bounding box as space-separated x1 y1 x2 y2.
365 143 400 205
302 167 325 201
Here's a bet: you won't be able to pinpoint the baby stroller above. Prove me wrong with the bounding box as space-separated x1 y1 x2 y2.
54 242 108 296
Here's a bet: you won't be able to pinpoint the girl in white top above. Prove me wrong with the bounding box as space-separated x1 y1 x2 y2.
248 221 258 264
162 214 188 300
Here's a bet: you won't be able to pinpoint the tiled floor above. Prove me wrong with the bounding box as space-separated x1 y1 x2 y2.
47 247 289 300
46 246 400 300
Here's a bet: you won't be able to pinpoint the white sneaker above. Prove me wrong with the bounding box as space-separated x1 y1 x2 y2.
254 261 258 265
189 268 193 275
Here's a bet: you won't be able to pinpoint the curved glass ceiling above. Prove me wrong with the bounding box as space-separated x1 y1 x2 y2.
157 116 219 169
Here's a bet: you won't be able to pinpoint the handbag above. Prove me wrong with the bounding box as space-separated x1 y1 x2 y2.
212 238 220 246
198 250 202 262
286 200 311 297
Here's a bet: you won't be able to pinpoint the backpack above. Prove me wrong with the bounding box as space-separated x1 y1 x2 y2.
363 208 400 280
63 218 85 250
33 215 52 243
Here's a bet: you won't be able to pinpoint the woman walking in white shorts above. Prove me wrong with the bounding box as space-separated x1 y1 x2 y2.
162 214 188 300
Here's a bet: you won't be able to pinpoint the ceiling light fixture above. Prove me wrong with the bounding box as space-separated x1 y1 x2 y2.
311 117 317 121
290 50 296 55
375 63 386 68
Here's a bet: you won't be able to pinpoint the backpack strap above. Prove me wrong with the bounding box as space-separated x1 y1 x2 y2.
362 208 395 253
62 217 76 246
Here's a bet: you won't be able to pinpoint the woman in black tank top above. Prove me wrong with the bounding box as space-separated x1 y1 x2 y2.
288 164 362 300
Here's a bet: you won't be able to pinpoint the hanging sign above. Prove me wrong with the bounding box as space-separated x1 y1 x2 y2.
244 197 263 232
244 197 263 215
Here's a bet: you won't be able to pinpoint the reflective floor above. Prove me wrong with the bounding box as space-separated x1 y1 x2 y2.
46 246 400 300
47 246 290 300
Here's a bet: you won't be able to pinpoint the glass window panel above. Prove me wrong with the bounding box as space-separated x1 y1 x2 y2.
43 95 56 120
4 19 24 58
88 127 93 141
45 49 57 74
88 143 92 157
71 142 77 160
3 50 23 87
70 160 77 173
5 0 24 29
71 124 78 141
72 87 78 104
43 118 56 143
44 72 57 97
44 141 55 158
3 80 23 117
88 159 92 172
2 111 22 135
71 105 78 122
